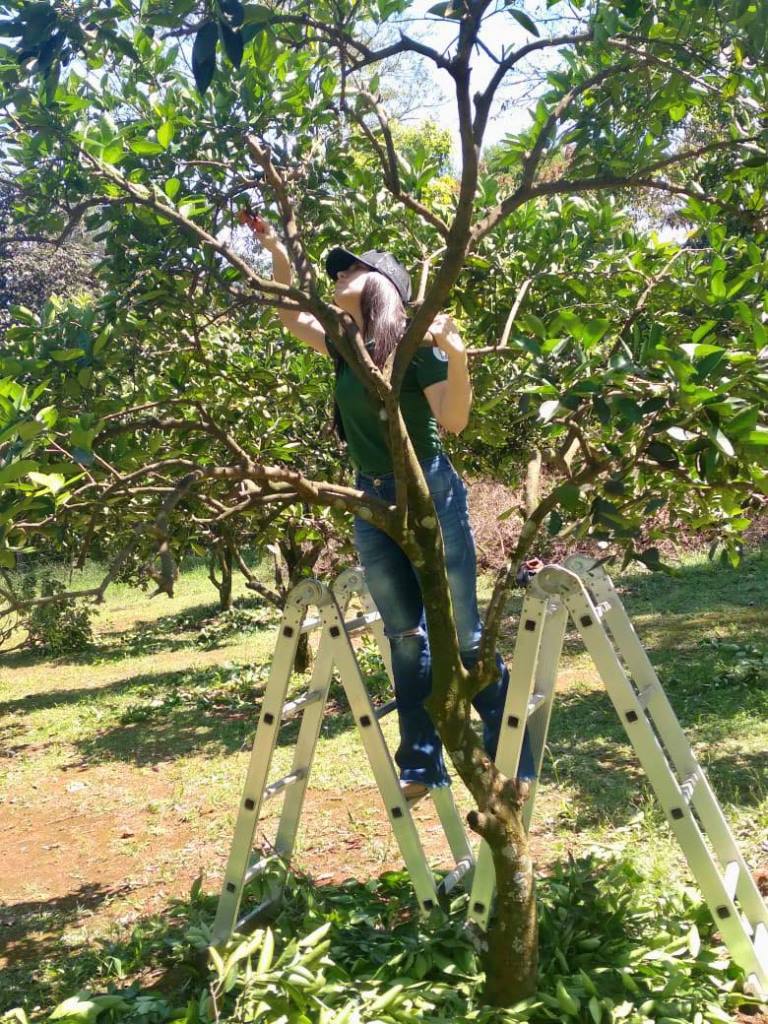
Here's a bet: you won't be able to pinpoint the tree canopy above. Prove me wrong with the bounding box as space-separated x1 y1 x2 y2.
1 0 767 1002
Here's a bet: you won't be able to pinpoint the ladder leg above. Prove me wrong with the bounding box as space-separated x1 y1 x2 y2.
273 637 336 857
212 583 326 946
333 566 395 685
430 786 474 887
570 557 768 963
336 568 477 899
523 602 568 832
468 589 565 929
274 581 362 859
545 565 768 996
323 596 441 915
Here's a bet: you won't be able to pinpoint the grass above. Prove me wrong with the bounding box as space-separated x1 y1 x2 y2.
0 548 766 1016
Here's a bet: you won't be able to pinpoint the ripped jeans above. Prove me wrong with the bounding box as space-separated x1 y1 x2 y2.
353 452 535 788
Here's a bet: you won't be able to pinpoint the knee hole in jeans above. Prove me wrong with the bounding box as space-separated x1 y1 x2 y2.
387 626 424 644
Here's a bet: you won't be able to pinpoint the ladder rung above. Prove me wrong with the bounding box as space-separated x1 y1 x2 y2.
264 770 305 800
342 611 380 635
237 894 281 931
282 690 323 719
637 684 657 709
724 860 740 900
244 858 271 886
375 698 397 720
527 693 547 717
680 768 701 804
437 856 474 897
301 611 380 635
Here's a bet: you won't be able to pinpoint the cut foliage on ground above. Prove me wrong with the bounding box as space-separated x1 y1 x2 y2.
1 550 766 1020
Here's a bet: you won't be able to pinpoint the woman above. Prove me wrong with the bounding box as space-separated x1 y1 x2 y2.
245 215 535 799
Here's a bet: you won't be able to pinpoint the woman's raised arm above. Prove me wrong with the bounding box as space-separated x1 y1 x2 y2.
242 214 328 356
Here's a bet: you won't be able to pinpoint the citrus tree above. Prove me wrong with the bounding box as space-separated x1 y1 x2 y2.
1 0 767 1003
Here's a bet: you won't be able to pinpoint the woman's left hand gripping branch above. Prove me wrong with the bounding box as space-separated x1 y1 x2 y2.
429 313 467 360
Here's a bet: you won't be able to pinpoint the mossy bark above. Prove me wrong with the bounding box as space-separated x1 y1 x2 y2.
395 453 538 1004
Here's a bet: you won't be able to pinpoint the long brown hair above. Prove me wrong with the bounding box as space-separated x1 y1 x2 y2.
360 273 407 369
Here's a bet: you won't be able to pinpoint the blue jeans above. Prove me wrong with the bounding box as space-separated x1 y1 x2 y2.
353 452 536 787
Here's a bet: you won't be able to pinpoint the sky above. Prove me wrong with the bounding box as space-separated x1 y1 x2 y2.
380 1 687 241
386 0 576 159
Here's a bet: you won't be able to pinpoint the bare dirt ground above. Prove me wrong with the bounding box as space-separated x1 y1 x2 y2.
0 759 548 970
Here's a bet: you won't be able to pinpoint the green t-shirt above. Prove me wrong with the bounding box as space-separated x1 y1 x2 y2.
328 339 450 475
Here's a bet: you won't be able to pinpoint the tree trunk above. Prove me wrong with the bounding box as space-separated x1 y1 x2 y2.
399 459 539 1004
278 532 324 674
294 631 311 674
219 544 233 611
209 543 234 611
470 802 537 1003
525 449 542 518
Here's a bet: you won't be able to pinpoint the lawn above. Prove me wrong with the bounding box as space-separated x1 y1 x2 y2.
0 549 766 1019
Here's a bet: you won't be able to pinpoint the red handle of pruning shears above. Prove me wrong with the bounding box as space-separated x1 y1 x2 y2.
237 208 267 233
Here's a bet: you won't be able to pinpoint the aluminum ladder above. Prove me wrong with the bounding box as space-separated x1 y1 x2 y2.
212 567 473 946
467 555 768 997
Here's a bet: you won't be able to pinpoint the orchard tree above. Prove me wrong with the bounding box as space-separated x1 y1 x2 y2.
0 179 96 338
1 0 768 1004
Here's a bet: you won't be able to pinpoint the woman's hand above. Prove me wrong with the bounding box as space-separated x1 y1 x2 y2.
429 313 466 360
238 210 281 252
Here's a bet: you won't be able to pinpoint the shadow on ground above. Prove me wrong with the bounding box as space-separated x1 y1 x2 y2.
543 669 768 829
1 881 135 966
0 883 212 1016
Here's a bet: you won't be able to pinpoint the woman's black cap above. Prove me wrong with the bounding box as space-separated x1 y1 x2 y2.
325 247 412 304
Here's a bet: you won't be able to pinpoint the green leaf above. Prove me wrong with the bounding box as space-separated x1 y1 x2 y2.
0 459 39 486
691 319 717 343
553 482 581 512
708 428 735 457
220 0 245 26
256 927 275 975
242 4 273 24
92 328 111 356
647 440 679 467
547 510 563 535
50 348 85 362
507 7 540 36
710 272 727 299
17 420 43 441
28 471 66 494
581 318 610 347
615 397 642 424
219 19 243 67
298 922 331 948
157 121 175 148
192 21 218 95
49 993 101 1023
101 142 124 164
538 399 560 422
129 139 165 155
523 314 547 339
164 177 182 200
428 2 462 18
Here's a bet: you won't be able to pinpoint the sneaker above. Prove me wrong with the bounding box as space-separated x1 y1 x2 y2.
399 780 429 802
